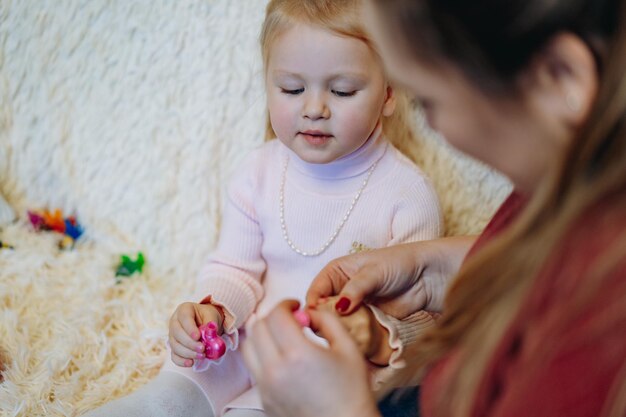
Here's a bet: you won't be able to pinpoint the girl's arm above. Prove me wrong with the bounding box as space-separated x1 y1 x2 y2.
194 157 266 352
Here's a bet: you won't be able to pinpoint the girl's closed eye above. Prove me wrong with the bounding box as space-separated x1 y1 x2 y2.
332 89 357 97
281 87 305 95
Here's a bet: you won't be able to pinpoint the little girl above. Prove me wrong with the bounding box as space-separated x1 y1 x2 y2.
84 1 442 416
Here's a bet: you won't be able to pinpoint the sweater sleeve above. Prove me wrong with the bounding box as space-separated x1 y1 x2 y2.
369 307 438 391
194 155 266 353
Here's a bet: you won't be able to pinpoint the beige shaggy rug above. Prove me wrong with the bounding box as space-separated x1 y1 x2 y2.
0 1 511 416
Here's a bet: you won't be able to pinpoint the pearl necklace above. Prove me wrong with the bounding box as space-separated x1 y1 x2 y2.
279 156 378 257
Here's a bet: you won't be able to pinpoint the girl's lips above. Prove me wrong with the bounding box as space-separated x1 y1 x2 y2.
299 132 332 146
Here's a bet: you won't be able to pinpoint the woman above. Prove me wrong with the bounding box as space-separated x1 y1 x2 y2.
242 0 626 416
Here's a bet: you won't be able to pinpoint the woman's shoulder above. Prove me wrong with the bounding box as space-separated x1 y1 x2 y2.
562 195 626 262
531 195 626 318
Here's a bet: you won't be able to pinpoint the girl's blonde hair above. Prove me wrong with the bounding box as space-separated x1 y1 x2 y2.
371 0 626 415
260 0 420 163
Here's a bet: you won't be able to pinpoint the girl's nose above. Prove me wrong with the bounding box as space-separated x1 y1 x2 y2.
303 93 330 120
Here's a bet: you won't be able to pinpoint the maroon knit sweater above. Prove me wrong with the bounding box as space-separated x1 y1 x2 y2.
421 192 626 417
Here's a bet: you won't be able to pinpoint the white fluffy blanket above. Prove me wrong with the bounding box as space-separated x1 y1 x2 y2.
0 1 510 415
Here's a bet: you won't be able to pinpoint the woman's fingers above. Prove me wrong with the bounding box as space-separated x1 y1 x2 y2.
306 261 351 307
268 300 314 351
252 300 305 354
244 300 308 377
306 255 381 314
333 270 386 314
247 317 282 364
308 308 359 355
243 301 377 417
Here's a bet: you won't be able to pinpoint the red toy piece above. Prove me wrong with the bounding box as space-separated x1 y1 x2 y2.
199 322 226 360
43 209 66 233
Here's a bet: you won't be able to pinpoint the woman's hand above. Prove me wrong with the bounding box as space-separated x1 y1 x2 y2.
243 300 381 417
306 236 476 318
168 302 224 367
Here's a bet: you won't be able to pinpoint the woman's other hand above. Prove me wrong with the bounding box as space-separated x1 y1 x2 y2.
243 300 381 417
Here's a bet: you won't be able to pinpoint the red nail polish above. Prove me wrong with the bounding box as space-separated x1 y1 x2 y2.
335 297 351 313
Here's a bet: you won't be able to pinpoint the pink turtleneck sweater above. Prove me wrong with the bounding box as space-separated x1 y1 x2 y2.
195 127 442 381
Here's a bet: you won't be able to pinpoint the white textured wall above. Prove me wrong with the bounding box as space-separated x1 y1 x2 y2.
1 0 269 280
0 1 510 415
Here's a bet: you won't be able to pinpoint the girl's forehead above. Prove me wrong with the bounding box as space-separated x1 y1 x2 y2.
267 23 381 75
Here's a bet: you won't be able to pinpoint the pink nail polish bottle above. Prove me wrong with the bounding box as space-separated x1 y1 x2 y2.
199 322 226 360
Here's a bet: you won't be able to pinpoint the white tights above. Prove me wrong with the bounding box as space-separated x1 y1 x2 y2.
82 372 266 417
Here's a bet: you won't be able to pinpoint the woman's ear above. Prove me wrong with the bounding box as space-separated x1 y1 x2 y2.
382 85 396 117
523 32 598 129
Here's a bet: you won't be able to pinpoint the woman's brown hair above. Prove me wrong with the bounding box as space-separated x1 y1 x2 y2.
259 0 421 163
369 0 626 415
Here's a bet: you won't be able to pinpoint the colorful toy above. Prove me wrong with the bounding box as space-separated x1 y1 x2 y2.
199 322 226 360
58 235 75 250
64 217 84 240
0 241 15 250
28 209 84 249
43 209 65 233
28 211 45 230
115 252 145 279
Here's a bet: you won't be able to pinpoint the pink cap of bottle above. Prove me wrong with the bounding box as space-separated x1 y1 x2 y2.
199 322 226 360
293 309 311 328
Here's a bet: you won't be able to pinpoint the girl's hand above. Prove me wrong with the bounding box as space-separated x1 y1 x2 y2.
243 300 381 417
306 236 476 318
316 296 393 365
168 302 224 367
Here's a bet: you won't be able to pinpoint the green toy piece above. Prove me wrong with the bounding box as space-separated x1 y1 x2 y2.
115 252 145 283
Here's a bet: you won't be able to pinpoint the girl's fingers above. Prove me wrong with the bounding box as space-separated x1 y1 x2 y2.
171 319 204 352
169 336 204 361
170 350 194 368
178 305 201 341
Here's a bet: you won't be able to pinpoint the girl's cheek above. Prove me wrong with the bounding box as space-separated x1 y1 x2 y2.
270 108 296 139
